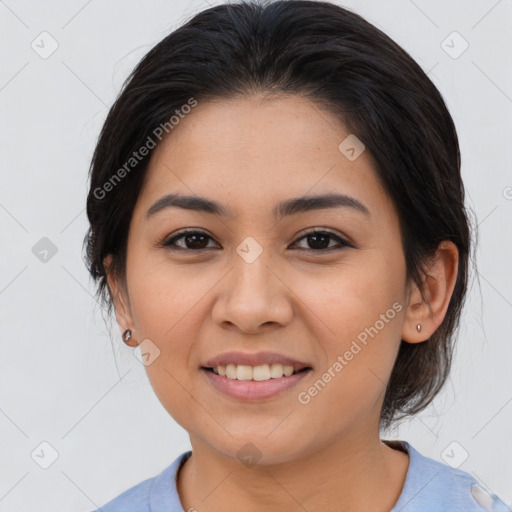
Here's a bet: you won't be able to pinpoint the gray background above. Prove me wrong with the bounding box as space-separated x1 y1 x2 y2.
1 0 511 510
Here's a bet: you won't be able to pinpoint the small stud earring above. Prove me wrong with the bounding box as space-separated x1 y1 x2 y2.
123 328 132 343
416 324 422 332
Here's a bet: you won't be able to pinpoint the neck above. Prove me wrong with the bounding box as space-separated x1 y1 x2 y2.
177 428 409 512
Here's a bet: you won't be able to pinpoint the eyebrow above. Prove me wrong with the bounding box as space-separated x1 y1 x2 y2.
145 192 370 220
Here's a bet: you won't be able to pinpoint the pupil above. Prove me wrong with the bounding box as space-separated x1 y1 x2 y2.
187 234 207 249
309 234 329 249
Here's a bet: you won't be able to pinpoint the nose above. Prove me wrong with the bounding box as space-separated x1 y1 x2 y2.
211 247 293 334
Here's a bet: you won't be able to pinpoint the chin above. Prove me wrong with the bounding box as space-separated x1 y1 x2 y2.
202 431 311 467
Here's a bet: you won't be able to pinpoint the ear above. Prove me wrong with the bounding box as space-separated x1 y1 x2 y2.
402 241 459 344
103 254 138 347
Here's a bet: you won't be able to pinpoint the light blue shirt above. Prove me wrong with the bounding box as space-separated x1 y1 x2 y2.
90 441 510 511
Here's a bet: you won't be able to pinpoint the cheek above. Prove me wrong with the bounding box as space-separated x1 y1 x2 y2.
300 258 404 399
124 242 405 433
303 259 402 341
127 254 211 338
128 287 204 432
124 258 204 395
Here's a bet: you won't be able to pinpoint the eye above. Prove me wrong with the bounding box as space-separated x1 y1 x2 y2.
162 229 219 251
290 228 354 252
161 228 353 252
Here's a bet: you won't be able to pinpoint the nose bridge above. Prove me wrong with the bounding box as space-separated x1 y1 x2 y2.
230 240 276 303
212 238 292 331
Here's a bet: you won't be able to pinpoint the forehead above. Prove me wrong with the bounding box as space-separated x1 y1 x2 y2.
135 94 393 222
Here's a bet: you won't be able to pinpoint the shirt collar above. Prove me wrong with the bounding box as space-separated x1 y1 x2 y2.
149 450 192 512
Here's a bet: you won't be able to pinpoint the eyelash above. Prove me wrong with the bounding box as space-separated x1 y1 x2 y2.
160 228 355 253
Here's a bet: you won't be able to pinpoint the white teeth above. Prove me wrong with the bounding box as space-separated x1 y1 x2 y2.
269 363 285 378
225 364 237 379
212 363 297 381
253 364 270 381
236 365 253 381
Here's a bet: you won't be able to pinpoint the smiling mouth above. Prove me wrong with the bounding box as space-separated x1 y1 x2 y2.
202 363 312 381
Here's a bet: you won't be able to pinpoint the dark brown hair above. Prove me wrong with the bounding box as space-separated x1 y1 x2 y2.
84 0 475 430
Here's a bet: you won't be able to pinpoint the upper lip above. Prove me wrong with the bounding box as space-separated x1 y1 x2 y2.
202 351 312 372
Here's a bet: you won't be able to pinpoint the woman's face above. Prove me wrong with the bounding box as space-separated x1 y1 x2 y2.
109 94 418 464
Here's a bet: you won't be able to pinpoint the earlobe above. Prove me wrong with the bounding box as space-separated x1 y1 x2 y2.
402 241 459 344
103 254 138 346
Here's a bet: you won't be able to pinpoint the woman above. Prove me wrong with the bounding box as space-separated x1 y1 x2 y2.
84 1 508 510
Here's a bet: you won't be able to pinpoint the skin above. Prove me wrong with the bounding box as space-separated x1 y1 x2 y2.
105 94 459 512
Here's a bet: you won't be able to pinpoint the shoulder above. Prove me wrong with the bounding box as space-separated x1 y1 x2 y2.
89 475 154 512
87 451 192 512
391 441 510 512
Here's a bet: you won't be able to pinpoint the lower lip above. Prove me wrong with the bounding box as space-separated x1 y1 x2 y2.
200 368 312 401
